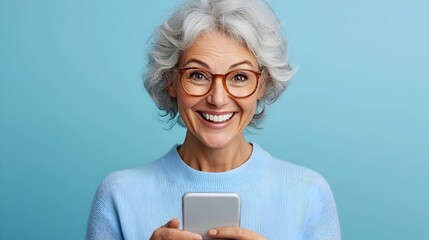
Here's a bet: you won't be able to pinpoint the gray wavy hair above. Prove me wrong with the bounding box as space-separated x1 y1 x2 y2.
144 0 294 128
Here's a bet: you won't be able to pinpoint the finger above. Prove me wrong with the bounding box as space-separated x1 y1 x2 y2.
165 217 180 229
209 227 243 239
151 226 202 240
208 227 266 240
163 228 203 240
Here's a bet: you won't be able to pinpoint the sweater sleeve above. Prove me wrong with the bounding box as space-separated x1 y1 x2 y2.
86 175 124 240
303 174 341 240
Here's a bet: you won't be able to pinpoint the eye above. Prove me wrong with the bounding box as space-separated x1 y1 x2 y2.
235 74 247 81
231 72 249 82
189 70 210 81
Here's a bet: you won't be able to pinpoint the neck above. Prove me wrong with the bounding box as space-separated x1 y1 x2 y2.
178 132 252 172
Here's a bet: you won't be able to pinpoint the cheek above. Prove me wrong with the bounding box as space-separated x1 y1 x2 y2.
239 98 259 115
176 94 198 114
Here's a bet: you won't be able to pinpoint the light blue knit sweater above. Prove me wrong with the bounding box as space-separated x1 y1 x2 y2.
86 143 341 239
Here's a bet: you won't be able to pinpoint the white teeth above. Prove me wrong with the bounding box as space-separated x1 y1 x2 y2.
202 113 233 123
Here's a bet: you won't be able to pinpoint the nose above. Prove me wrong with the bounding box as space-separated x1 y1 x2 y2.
206 77 228 107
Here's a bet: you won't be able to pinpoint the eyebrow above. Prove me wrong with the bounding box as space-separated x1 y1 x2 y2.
183 59 256 70
183 59 210 69
229 60 255 70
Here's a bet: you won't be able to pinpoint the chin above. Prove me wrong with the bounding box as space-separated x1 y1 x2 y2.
199 135 234 149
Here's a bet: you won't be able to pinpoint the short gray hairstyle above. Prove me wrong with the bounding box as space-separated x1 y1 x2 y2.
144 0 294 128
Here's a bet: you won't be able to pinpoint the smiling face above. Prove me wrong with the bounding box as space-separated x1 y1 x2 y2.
169 30 266 149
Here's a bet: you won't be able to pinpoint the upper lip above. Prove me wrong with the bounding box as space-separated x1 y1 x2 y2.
198 111 235 115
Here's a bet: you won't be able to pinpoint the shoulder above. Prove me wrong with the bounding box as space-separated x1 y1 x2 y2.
272 158 332 194
262 149 339 221
264 151 338 218
273 157 329 185
94 145 181 197
254 143 333 193
87 161 168 239
97 160 165 194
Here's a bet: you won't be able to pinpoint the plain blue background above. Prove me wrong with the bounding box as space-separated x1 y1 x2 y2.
1 0 428 239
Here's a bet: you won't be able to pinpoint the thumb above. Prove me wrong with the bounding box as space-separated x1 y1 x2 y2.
166 218 180 229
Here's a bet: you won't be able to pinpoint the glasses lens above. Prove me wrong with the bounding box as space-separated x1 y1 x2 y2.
181 69 212 96
180 68 258 97
226 70 258 97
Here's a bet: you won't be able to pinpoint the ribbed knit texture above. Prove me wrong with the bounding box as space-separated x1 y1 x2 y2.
86 143 341 239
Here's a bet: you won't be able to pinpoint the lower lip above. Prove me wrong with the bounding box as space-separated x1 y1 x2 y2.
198 113 235 129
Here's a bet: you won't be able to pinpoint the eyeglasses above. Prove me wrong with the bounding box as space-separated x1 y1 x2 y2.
178 68 261 98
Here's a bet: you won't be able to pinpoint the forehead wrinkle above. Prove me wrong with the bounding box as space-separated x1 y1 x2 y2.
182 58 256 72
179 31 258 71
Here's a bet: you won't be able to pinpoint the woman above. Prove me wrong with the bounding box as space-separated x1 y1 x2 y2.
87 0 341 239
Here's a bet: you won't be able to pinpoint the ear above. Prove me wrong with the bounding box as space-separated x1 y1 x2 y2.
168 80 177 98
165 70 178 98
257 76 268 99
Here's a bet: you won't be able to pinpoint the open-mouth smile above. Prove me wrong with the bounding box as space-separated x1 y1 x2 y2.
200 112 234 123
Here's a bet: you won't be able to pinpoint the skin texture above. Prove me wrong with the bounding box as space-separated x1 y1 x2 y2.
151 30 268 239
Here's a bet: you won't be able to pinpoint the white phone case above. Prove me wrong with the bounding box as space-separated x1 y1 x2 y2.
182 192 241 239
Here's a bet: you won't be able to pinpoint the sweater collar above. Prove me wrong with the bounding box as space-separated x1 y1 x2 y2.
161 143 271 189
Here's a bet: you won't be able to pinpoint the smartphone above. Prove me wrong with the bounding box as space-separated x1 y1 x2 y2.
182 192 241 239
